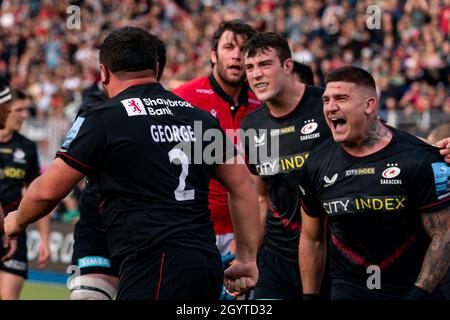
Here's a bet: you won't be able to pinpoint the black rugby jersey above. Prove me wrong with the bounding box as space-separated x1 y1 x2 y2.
241 86 330 262
0 132 40 213
56 83 235 258
301 125 450 288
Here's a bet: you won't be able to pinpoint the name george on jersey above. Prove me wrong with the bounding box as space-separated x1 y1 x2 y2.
150 125 196 143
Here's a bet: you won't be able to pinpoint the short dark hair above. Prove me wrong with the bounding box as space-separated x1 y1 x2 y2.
211 20 256 52
156 37 166 81
243 32 291 64
99 26 158 73
325 66 376 92
293 61 314 85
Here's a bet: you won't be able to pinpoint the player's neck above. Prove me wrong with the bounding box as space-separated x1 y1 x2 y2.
0 129 13 143
341 119 393 157
212 70 242 105
267 80 305 118
106 77 158 98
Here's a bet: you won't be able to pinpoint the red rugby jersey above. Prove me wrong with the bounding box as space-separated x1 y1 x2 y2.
173 75 261 235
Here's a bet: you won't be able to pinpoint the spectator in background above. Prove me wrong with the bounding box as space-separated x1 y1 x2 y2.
0 0 448 143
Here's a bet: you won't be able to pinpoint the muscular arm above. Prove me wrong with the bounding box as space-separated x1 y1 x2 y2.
213 156 259 293
299 207 327 294
253 175 268 249
415 207 450 293
213 158 259 263
4 158 84 238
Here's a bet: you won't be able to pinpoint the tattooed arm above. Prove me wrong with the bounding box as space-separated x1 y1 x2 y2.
415 207 450 293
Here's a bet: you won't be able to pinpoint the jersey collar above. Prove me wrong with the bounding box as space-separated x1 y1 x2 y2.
208 74 249 107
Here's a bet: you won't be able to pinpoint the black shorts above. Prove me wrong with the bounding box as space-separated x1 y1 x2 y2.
253 247 302 300
71 188 118 277
254 247 331 300
116 246 223 300
0 231 28 279
331 278 445 300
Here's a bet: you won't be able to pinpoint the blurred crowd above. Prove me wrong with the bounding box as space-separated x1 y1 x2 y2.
1 0 450 222
0 0 449 121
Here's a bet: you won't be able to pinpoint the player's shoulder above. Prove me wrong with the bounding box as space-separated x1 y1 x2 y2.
13 132 37 148
308 136 337 160
172 77 211 96
391 126 436 153
241 104 268 129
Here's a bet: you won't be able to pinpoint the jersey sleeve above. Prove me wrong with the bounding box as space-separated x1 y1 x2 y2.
299 160 325 217
415 152 450 213
55 113 107 175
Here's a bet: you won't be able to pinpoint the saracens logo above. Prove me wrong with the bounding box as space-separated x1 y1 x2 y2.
301 120 318 135
382 163 401 179
300 120 320 141
381 163 402 185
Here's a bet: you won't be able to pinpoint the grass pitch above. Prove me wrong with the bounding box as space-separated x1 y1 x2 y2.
19 282 70 300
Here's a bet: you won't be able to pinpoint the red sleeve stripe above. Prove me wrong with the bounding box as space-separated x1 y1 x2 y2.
56 152 93 171
418 196 450 211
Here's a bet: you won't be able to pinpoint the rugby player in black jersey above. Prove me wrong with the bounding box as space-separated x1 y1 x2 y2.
68 37 167 301
300 66 450 300
3 27 259 300
0 78 17 288
0 89 50 299
241 32 331 299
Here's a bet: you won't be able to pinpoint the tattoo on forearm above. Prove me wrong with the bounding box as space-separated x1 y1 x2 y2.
416 209 450 292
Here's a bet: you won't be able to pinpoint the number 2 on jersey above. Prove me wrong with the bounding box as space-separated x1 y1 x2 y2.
168 148 195 201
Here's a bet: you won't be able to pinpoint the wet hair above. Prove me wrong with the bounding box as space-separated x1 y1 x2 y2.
211 19 256 52
99 26 158 73
325 65 376 92
243 32 292 64
293 61 314 85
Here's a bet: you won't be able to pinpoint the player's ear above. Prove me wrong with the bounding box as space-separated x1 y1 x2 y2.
99 64 110 84
211 50 218 65
284 58 293 75
364 96 377 115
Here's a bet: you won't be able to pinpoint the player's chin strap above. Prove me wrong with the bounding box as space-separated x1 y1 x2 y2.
68 275 117 300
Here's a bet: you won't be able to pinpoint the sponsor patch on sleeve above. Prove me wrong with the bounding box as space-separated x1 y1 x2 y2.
121 98 147 116
62 117 85 149
431 162 450 199
78 256 111 269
